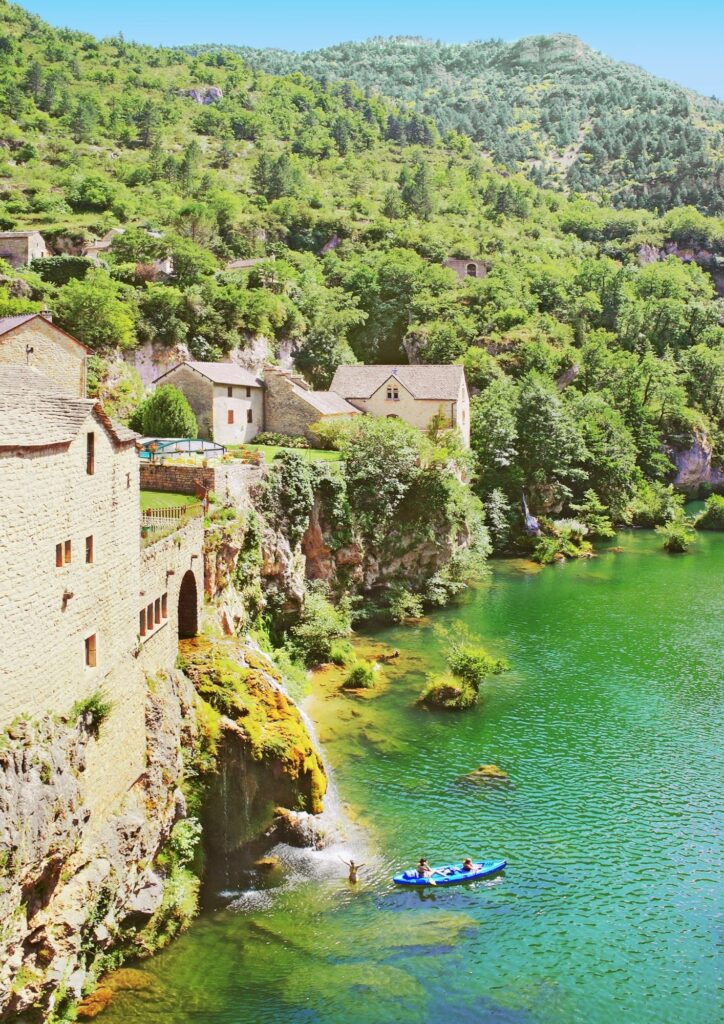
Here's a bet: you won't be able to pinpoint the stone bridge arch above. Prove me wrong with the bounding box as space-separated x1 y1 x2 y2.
178 569 199 639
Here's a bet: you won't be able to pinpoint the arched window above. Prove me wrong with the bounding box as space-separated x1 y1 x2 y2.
466 263 478 277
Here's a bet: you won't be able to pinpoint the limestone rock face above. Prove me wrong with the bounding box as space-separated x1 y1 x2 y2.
0 673 196 1021
669 431 724 493
183 86 223 104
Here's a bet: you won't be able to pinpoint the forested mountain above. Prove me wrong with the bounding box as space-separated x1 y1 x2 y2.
203 34 724 214
0 2 722 534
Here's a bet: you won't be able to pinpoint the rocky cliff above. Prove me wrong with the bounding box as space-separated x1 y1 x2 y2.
0 636 325 1022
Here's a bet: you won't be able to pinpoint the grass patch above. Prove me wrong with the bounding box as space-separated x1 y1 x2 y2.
140 490 198 512
243 444 343 465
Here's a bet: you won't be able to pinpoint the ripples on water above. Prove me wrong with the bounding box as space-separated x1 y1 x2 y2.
101 532 723 1024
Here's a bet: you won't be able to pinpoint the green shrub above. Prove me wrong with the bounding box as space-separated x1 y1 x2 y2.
388 584 424 623
340 660 375 689
696 493 724 530
656 515 696 552
70 690 112 732
254 431 310 449
418 674 478 711
289 583 352 666
132 384 198 437
448 646 508 688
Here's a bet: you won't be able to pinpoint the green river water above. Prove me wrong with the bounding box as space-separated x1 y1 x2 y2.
103 530 722 1024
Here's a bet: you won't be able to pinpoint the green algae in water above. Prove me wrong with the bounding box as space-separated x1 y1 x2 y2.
102 531 723 1024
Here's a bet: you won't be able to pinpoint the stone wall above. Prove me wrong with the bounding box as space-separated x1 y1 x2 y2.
0 232 46 268
263 367 326 444
443 257 487 280
211 382 264 445
0 413 142 820
0 317 87 396
350 375 470 446
138 518 204 672
140 461 265 507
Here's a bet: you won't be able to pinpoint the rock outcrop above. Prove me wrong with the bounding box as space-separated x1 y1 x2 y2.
0 672 197 1020
669 431 724 494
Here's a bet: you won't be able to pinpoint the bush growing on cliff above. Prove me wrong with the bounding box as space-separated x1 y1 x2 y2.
696 494 724 530
261 450 315 545
388 584 424 623
70 690 112 733
131 384 198 438
289 582 353 666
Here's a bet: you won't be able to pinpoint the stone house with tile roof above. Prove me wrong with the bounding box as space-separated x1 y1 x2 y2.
0 364 204 819
0 230 47 268
153 361 265 444
330 364 470 446
0 313 90 396
263 366 361 444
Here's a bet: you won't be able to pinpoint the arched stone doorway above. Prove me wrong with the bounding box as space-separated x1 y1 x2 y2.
178 570 198 639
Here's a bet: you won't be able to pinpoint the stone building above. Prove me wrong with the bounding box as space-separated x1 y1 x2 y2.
263 366 361 444
0 313 89 397
443 257 488 281
0 230 47 268
153 361 265 444
330 364 470 447
0 365 204 818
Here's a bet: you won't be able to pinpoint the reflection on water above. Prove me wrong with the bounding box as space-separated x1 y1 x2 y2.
102 531 723 1024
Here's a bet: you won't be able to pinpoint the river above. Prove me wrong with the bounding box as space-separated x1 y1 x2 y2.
102 529 722 1024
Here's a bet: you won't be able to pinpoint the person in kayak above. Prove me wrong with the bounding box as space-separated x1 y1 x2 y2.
417 858 433 878
462 858 476 872
340 857 364 883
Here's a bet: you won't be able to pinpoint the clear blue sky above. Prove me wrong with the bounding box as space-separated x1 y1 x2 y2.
24 0 724 97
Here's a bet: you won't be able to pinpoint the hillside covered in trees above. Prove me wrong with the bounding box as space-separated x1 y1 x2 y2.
208 34 724 214
0 1 722 540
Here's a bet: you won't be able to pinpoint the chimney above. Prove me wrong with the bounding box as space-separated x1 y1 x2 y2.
41 306 53 322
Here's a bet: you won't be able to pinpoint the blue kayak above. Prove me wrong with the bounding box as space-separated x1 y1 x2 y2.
393 859 507 887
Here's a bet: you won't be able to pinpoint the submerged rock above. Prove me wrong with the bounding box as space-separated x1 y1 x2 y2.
464 764 510 782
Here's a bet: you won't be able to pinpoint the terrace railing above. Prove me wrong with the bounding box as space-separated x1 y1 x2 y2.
140 502 204 545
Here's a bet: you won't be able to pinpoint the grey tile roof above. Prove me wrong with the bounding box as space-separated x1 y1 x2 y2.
0 314 39 336
0 365 138 448
154 361 264 388
292 384 361 415
330 364 466 401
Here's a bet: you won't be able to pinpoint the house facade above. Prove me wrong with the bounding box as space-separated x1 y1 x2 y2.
264 366 361 444
330 364 470 447
153 361 265 444
0 364 204 818
0 230 47 268
443 257 487 281
0 313 89 396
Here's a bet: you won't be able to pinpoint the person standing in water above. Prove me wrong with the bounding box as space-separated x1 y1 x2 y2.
340 857 364 883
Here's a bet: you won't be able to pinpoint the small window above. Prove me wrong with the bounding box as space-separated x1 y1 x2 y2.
386 386 399 401
147 603 154 630
56 543 63 568
161 592 168 619
139 609 147 637
85 536 94 564
154 598 161 625
227 409 235 425
466 263 478 277
227 386 233 398
246 408 253 424
85 634 97 668
64 539 72 564
86 432 95 475
245 386 251 398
